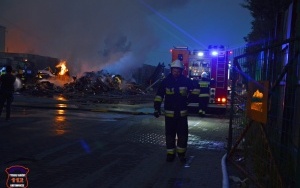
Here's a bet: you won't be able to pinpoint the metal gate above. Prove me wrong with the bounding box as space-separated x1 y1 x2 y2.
227 37 300 187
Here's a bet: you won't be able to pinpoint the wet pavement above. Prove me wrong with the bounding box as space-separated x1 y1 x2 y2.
0 94 231 188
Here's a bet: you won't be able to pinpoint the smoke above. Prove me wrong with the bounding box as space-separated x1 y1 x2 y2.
0 0 191 78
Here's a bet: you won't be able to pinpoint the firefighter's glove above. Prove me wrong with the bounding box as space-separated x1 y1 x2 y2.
154 109 161 118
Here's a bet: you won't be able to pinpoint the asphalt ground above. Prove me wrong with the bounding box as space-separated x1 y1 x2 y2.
0 94 242 188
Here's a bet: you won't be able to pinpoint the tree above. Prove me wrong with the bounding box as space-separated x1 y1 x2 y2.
242 0 292 45
240 0 293 79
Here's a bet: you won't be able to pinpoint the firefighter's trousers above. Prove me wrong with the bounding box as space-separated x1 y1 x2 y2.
0 92 14 119
199 96 209 114
165 116 188 154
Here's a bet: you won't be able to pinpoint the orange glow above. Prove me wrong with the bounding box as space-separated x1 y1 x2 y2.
56 60 69 75
56 109 65 115
56 115 66 122
252 90 263 98
217 97 227 103
55 96 67 101
56 104 67 108
54 109 67 135
251 89 263 112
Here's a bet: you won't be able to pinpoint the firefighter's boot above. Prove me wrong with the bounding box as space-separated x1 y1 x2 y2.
178 153 187 163
198 109 204 117
166 154 176 162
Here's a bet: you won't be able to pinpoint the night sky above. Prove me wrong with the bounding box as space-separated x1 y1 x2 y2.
0 0 252 78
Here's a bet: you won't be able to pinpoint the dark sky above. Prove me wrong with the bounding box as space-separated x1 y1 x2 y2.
0 0 252 78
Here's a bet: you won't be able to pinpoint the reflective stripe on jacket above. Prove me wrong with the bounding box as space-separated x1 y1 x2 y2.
191 88 200 95
154 74 193 117
198 79 210 98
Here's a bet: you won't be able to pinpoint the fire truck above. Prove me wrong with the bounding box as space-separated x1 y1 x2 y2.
0 58 35 87
171 45 231 112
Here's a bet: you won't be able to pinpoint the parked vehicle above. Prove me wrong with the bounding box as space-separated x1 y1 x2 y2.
171 45 231 112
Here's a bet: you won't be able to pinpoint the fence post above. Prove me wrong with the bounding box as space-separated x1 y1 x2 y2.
293 0 300 186
227 57 238 153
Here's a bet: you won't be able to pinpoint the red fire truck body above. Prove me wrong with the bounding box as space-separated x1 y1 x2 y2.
171 46 230 111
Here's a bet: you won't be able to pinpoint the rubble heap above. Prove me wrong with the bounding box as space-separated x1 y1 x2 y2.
19 70 155 105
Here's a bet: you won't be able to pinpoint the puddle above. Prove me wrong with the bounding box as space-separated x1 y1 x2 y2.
188 134 225 150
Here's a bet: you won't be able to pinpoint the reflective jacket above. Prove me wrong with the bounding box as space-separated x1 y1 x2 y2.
198 78 210 97
154 74 193 117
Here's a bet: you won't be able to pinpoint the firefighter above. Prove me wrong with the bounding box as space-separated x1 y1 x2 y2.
153 59 194 163
198 72 210 117
0 65 16 121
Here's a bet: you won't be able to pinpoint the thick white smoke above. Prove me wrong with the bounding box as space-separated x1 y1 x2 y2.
0 0 191 78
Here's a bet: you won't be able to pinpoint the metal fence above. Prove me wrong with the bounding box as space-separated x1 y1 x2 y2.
227 38 300 187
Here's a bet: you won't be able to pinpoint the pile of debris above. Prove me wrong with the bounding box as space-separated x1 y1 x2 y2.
19 70 153 104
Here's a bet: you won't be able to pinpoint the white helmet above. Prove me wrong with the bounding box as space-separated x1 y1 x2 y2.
170 59 184 69
201 72 208 78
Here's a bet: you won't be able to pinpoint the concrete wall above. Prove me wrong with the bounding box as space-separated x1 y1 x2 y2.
0 25 5 52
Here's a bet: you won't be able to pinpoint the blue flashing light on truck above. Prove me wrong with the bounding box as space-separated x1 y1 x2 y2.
171 45 231 112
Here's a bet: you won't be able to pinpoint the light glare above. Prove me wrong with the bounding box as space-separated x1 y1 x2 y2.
211 51 218 56
197 52 204 56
